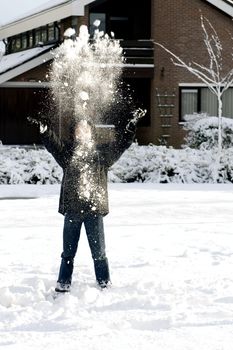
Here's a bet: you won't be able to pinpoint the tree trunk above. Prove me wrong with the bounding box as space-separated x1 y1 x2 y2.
213 91 223 183
218 93 223 157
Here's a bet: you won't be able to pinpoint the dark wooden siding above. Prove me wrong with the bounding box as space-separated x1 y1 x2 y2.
0 87 48 145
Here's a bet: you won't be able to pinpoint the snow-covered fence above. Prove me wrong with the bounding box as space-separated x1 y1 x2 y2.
1 143 233 184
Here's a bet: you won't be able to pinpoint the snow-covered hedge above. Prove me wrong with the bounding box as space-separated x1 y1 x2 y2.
109 143 233 183
183 115 233 149
1 143 233 184
0 146 62 184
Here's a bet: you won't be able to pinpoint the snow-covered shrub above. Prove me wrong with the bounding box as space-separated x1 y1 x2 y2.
0 145 62 184
109 143 220 183
183 114 233 149
2 143 233 184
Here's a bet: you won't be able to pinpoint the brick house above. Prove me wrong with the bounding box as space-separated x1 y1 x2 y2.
0 0 233 147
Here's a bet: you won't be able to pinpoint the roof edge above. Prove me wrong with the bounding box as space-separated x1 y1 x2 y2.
0 49 54 84
0 0 95 40
205 0 233 17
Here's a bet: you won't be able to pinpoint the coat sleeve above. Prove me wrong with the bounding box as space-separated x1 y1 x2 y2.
41 128 71 169
98 123 135 168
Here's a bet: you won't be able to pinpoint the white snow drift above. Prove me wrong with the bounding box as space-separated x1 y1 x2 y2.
1 183 233 349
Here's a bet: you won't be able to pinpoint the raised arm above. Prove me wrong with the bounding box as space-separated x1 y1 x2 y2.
97 119 136 168
41 126 73 169
98 108 146 168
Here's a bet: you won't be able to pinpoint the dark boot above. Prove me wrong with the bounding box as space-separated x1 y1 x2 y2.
57 255 74 285
55 282 71 293
94 257 111 288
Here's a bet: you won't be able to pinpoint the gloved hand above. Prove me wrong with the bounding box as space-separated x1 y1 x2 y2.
39 124 48 133
27 114 50 133
126 108 147 132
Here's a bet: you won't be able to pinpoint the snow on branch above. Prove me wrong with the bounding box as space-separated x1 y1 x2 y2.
154 15 233 98
154 14 233 169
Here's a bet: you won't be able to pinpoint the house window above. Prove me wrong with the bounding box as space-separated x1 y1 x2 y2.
35 29 41 45
223 88 233 118
15 36 21 50
8 22 60 53
180 87 233 120
48 23 56 41
22 34 28 49
29 31 34 48
109 16 129 39
181 89 198 118
201 88 217 116
89 13 106 36
89 0 151 40
41 26 48 43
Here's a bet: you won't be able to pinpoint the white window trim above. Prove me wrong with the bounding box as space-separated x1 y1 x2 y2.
179 83 207 87
179 83 233 88
0 81 51 88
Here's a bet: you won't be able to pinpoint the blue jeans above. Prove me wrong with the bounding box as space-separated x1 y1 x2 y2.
57 213 110 285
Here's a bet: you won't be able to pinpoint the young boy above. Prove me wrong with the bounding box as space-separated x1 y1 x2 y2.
41 117 136 292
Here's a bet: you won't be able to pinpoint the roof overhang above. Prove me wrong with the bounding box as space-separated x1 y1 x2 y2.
0 42 154 84
205 0 233 17
0 0 96 40
0 46 55 84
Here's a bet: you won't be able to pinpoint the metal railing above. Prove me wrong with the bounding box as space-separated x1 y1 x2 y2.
120 40 154 65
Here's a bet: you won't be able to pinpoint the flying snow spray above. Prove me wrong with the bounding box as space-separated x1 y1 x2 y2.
50 24 124 141
48 24 146 208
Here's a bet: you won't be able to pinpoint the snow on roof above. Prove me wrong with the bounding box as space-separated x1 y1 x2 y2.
0 45 54 75
0 0 69 27
205 0 233 17
223 0 233 5
0 0 95 40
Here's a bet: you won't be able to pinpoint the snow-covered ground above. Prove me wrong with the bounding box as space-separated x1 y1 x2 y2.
1 183 233 349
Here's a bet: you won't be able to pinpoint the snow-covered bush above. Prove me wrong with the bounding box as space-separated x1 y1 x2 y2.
156 15 233 154
109 143 233 183
183 115 233 149
2 143 233 184
0 145 62 184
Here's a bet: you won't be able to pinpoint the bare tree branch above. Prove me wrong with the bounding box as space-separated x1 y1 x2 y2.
154 15 233 165
201 15 223 82
155 42 217 88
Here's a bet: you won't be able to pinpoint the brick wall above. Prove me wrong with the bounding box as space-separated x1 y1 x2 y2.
145 0 233 148
11 62 51 82
8 1 233 147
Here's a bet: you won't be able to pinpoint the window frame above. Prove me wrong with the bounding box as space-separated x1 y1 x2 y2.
180 85 233 121
179 86 201 121
7 22 60 54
